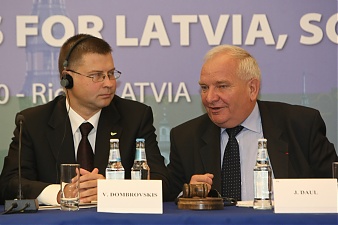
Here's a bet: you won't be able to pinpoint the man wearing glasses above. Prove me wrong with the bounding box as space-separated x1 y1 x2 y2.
0 34 171 205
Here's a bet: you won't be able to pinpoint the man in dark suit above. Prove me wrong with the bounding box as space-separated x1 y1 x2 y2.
167 45 338 201
0 34 170 205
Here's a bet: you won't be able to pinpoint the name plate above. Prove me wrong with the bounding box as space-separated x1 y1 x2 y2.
97 180 162 214
273 179 337 213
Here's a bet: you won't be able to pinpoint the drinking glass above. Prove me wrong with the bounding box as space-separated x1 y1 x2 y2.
333 162 338 181
60 164 80 211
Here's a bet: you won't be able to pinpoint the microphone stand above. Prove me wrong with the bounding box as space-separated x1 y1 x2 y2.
4 115 39 214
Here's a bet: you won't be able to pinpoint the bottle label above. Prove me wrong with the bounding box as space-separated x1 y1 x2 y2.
134 149 146 161
256 149 268 161
109 149 121 161
106 170 124 180
254 171 270 199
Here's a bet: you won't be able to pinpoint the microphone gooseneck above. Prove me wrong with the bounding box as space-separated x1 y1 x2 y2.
3 114 39 214
17 118 23 200
14 114 25 200
56 91 71 183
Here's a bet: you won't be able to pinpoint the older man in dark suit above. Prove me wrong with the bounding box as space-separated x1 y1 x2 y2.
167 45 338 201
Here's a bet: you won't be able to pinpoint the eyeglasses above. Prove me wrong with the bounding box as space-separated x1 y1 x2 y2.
67 69 121 82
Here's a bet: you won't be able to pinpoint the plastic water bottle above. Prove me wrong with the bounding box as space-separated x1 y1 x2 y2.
131 138 150 180
106 139 125 180
253 138 273 210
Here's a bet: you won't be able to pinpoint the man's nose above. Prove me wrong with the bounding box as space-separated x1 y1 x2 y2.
205 87 219 103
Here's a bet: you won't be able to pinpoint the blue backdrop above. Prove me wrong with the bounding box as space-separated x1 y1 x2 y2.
0 0 337 166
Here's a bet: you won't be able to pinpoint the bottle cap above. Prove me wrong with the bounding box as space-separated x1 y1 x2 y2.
136 138 145 142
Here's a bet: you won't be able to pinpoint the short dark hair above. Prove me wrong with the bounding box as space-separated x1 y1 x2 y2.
58 34 112 79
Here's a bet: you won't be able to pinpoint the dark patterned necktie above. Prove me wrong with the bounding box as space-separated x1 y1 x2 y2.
77 122 94 171
221 125 244 200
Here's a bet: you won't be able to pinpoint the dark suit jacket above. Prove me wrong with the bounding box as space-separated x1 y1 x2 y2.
0 95 171 203
167 100 338 199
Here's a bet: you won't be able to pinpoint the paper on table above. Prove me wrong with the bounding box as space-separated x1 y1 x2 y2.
236 201 253 207
236 200 274 208
39 202 97 210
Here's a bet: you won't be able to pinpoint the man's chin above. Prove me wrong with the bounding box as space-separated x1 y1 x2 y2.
97 98 113 108
208 115 230 128
209 116 224 125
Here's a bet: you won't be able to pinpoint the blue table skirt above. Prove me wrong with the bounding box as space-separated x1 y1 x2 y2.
0 202 337 225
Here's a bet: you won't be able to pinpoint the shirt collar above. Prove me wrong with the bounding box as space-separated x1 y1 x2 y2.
220 102 262 134
66 100 101 135
241 102 261 134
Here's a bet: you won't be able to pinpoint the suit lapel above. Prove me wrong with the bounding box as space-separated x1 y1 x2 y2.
47 96 75 165
46 96 123 175
258 101 289 178
199 118 222 191
95 100 123 175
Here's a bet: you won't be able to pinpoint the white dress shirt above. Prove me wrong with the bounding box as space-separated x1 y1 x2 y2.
37 101 101 205
220 103 271 201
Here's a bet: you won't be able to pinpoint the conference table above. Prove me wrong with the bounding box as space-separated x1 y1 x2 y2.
1 202 337 225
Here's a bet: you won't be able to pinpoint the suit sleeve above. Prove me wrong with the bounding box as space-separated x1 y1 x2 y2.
167 127 188 200
139 106 172 201
0 114 49 204
308 110 338 177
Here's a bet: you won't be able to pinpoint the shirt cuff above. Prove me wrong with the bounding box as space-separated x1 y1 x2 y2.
37 184 59 205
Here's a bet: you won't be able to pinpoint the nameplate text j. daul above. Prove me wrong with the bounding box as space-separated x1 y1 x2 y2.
293 190 318 195
273 179 337 213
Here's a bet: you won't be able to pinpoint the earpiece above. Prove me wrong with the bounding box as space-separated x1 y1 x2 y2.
61 35 94 89
60 73 74 89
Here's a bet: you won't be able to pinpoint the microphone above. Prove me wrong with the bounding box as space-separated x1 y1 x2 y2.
4 114 39 214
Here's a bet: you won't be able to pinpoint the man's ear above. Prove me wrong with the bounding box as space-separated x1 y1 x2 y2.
248 78 260 101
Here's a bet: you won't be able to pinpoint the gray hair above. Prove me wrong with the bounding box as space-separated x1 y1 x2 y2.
204 45 261 81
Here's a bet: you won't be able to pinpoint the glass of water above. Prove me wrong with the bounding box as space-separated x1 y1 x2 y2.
333 162 338 205
60 164 80 211
333 162 338 181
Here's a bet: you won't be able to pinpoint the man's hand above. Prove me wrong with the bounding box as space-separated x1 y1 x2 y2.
78 168 105 203
189 173 214 193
